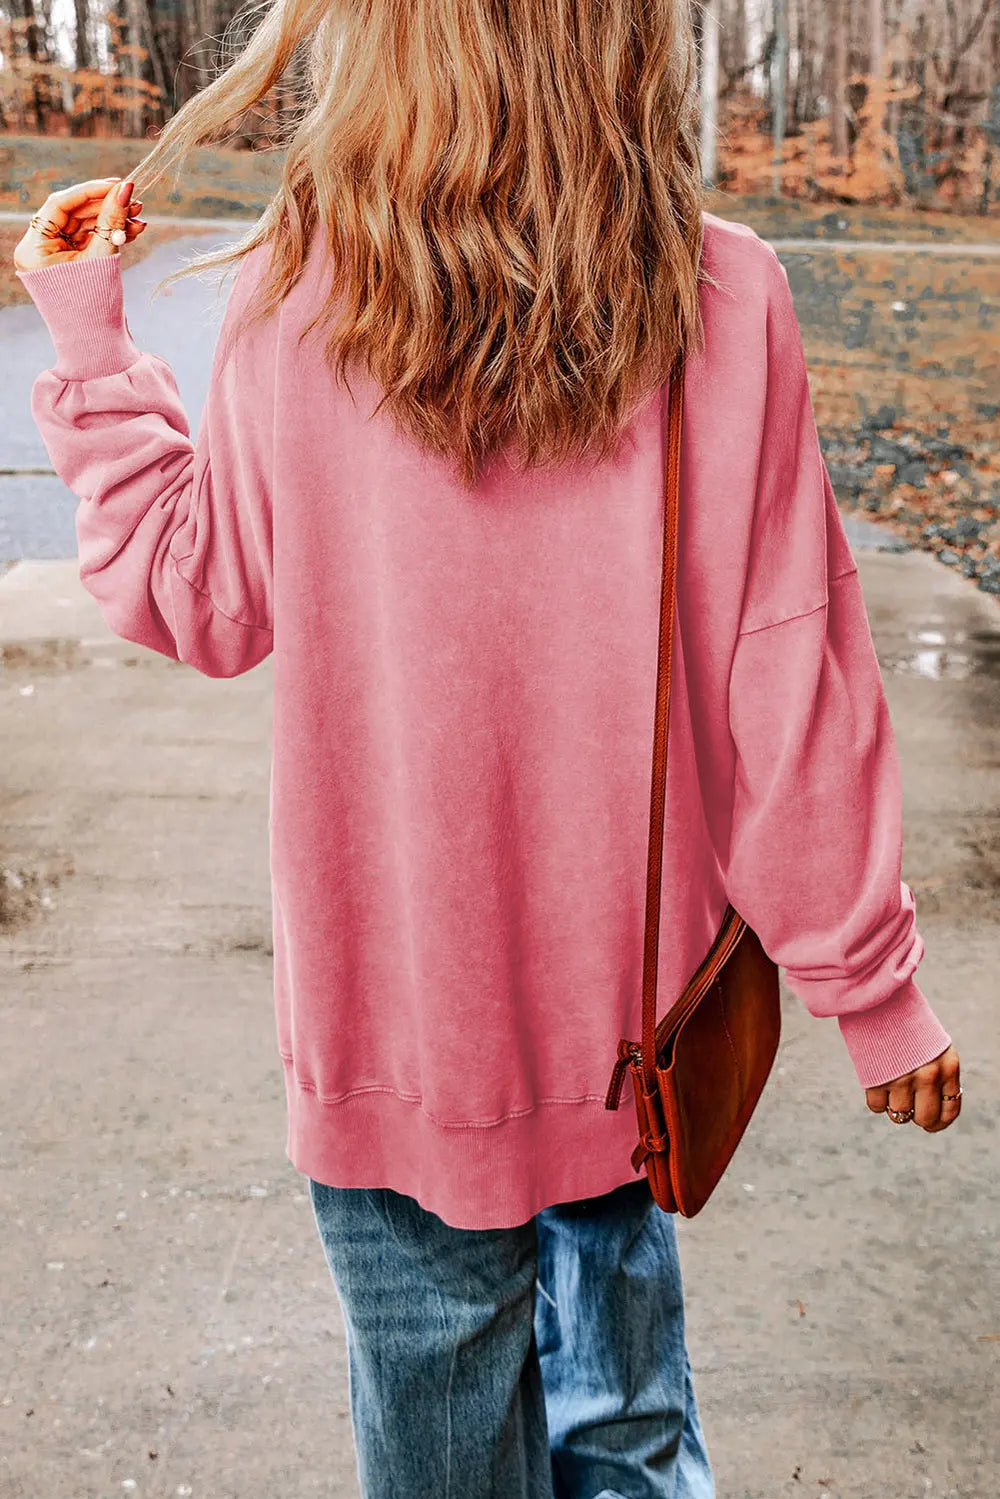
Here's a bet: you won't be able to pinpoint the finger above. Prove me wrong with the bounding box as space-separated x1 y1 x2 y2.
16 214 75 270
865 1084 889 1114
62 201 143 234
99 217 145 237
886 1076 915 1123
64 198 142 225
92 216 146 245
927 1055 962 1133
80 180 135 260
35 177 128 228
39 215 146 257
912 1064 943 1130
56 210 145 250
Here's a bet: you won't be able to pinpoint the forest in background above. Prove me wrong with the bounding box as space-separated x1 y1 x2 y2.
0 0 998 216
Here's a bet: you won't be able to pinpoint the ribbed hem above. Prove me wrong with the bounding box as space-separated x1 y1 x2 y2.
16 254 142 380
837 977 952 1089
282 1059 651 1230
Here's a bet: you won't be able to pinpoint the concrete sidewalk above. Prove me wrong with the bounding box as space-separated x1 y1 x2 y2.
1 547 998 1499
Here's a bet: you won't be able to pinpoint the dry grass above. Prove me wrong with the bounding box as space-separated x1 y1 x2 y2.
706 191 1000 244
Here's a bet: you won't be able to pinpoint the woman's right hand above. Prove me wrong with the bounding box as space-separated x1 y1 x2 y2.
864 1044 962 1132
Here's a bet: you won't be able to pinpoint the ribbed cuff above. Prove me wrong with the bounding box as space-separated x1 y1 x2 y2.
838 977 952 1089
16 253 142 380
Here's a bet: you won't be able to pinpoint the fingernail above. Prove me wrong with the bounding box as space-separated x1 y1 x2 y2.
116 181 134 205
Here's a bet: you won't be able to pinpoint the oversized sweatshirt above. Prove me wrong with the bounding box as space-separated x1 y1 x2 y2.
16 212 951 1230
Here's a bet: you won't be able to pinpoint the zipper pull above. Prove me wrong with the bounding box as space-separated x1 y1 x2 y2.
604 1038 642 1110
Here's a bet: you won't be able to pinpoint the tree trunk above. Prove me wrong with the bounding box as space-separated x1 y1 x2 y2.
870 0 884 77
829 0 849 158
700 0 721 188
73 0 90 70
796 0 819 122
136 0 171 125
68 0 91 136
19 0 50 133
773 0 789 193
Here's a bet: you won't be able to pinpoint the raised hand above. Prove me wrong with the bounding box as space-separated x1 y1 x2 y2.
13 178 147 271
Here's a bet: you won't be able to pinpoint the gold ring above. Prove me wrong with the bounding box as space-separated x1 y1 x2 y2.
886 1106 914 1124
92 225 129 247
942 1087 962 1101
29 213 65 241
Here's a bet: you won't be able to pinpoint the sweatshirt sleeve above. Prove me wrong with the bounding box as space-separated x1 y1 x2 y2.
721 245 952 1091
15 250 274 679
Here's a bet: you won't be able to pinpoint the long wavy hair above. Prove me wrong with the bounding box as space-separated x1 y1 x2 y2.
128 0 707 489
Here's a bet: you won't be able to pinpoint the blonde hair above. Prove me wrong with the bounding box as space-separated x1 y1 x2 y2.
130 0 707 489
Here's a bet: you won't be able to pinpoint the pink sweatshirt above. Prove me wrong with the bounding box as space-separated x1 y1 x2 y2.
17 213 951 1229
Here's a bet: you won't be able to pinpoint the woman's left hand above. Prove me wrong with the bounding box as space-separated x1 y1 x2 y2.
864 1042 962 1132
13 178 147 272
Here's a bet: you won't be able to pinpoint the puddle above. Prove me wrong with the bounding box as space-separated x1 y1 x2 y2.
1 638 147 671
958 826 1000 895
1 638 87 671
842 514 912 552
880 626 1000 680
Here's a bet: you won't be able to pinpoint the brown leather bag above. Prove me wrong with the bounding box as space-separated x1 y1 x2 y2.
603 358 782 1217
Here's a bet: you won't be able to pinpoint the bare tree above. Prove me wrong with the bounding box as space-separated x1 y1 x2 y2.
830 0 850 158
773 0 790 192
700 0 721 188
73 0 91 71
15 0 51 132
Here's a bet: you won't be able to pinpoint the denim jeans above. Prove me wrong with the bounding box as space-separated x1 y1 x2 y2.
308 1175 715 1499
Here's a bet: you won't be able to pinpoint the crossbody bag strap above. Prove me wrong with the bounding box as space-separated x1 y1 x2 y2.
640 358 685 1094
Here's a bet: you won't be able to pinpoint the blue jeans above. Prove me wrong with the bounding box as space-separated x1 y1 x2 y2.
308 1175 715 1499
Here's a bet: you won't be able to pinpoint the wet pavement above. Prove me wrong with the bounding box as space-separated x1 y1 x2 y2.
2 238 999 1498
